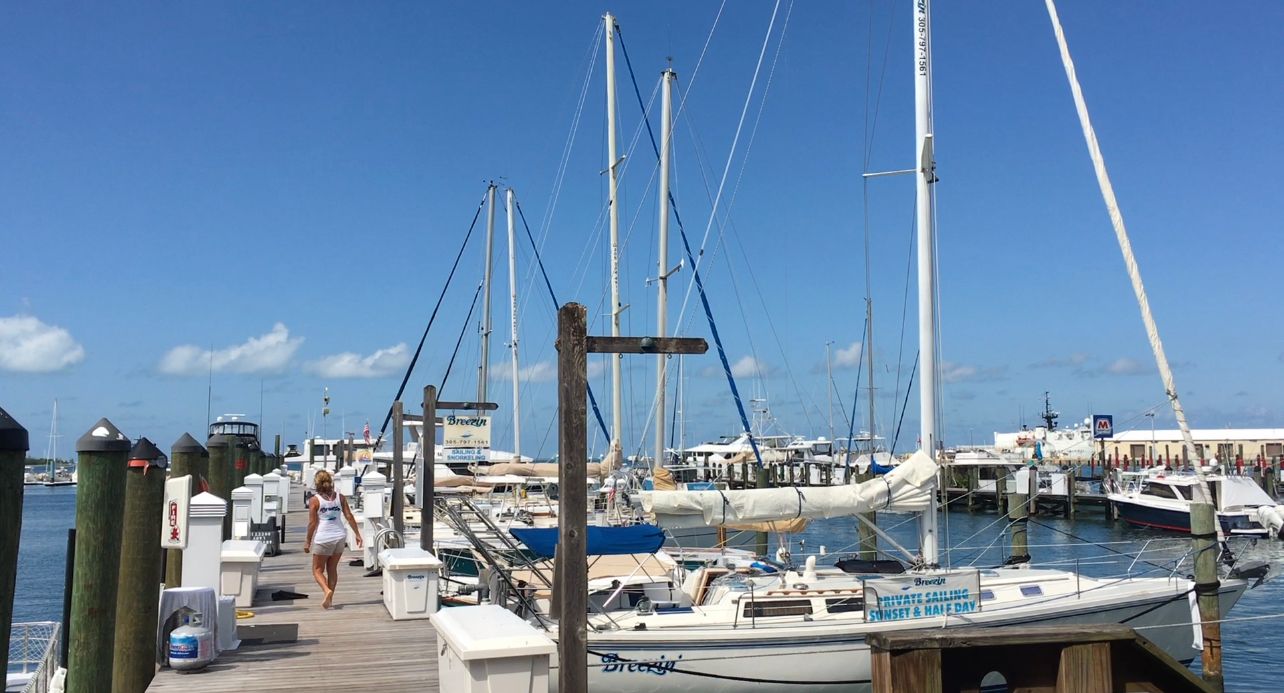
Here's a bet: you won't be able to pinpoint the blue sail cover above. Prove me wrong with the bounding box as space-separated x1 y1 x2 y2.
510 524 666 558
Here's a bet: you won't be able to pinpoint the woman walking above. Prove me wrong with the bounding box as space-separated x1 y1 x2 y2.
304 469 363 608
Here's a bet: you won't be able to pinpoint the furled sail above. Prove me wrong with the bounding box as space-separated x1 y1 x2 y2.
642 450 938 528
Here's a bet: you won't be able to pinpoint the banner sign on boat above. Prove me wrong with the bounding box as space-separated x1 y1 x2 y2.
442 415 491 449
445 447 487 463
161 475 193 549
1092 414 1114 439
862 571 981 622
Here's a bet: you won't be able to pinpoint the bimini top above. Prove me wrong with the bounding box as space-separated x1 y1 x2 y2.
509 524 666 558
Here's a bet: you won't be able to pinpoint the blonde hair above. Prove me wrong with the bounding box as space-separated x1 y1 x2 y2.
314 470 335 495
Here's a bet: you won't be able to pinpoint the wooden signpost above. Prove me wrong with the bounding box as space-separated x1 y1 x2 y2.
555 302 707 693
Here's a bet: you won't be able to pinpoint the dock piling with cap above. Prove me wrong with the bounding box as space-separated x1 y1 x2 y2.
0 406 29 676
207 434 234 540
166 433 205 587
114 437 168 693
67 418 131 693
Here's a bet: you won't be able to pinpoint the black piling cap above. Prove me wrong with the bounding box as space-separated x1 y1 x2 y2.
0 405 29 453
129 437 168 469
76 418 131 453
172 432 206 455
206 434 233 449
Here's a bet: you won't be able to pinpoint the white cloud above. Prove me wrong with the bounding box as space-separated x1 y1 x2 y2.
1105 357 1149 376
731 355 769 378
490 360 557 383
159 323 302 375
941 362 978 383
587 359 607 379
833 341 863 369
306 343 410 378
0 315 85 373
941 361 1006 384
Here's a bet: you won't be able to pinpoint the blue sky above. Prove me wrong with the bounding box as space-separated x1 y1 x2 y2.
2 1 1281 460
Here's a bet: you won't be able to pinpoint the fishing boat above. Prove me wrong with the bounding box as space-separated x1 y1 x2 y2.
535 4 1264 689
1108 468 1284 537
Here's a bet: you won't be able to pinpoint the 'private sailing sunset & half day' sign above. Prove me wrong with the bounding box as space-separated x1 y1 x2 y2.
862 570 981 623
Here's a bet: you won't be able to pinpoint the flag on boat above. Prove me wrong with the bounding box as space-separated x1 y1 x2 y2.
363 421 371 445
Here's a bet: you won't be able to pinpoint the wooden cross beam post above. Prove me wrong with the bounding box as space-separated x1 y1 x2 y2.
555 302 707 693
415 390 498 552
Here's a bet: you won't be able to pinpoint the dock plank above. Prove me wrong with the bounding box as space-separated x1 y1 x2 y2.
148 489 439 692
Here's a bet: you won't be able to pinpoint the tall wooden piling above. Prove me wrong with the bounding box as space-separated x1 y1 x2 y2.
420 386 437 550
1008 488 1030 563
556 304 589 693
165 433 204 587
0 406 29 677
755 465 771 557
113 438 167 693
391 400 407 541
68 418 130 693
1190 502 1223 691
207 434 234 540
857 468 878 560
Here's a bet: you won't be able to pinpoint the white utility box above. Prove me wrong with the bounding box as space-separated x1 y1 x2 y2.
430 605 555 693
379 547 442 620
220 539 267 608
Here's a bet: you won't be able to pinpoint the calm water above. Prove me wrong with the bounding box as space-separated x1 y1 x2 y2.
13 486 1283 690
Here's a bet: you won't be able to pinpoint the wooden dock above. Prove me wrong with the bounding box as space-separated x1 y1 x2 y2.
148 491 440 692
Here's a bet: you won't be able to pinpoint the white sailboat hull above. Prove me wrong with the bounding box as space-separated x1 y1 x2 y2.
549 581 1244 692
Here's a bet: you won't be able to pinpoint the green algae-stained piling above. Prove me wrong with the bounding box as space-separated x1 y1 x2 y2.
166 433 205 587
0 405 29 676
207 434 234 540
114 437 168 693
68 418 131 693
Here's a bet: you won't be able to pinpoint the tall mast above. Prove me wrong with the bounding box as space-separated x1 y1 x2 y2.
605 12 624 448
477 182 497 404
506 188 522 460
865 299 876 455
654 67 675 470
914 0 940 567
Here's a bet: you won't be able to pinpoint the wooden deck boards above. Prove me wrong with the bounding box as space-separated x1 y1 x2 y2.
148 490 440 692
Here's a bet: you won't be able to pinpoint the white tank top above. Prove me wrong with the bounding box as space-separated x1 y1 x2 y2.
314 492 347 543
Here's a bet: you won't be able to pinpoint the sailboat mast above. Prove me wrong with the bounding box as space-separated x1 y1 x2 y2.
914 0 941 567
654 67 675 470
477 182 497 404
506 188 522 460
605 12 624 448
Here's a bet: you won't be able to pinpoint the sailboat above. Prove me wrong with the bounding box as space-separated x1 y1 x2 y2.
542 2 1258 689
43 399 75 487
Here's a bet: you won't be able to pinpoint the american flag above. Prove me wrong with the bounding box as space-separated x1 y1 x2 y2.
363 421 372 445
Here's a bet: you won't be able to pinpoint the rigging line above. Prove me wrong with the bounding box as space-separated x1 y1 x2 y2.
377 188 488 443
615 24 769 468
889 353 918 455
513 199 612 442
862 0 899 167
844 315 867 471
668 0 783 331
523 22 603 319
1026 517 1174 573
891 204 916 435
439 282 484 396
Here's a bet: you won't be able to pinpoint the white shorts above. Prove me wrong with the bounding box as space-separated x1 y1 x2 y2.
313 539 345 556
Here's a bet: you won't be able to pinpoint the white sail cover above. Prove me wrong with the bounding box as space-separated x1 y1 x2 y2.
642 450 939 528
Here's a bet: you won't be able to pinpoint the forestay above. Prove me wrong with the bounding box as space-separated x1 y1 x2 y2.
642 450 938 528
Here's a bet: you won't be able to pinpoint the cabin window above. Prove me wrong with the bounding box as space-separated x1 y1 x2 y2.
742 599 813 618
824 597 864 614
1141 483 1179 500
1267 443 1283 458
979 590 995 601
1019 585 1043 597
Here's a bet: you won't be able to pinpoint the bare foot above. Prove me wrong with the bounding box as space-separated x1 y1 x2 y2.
321 590 334 609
